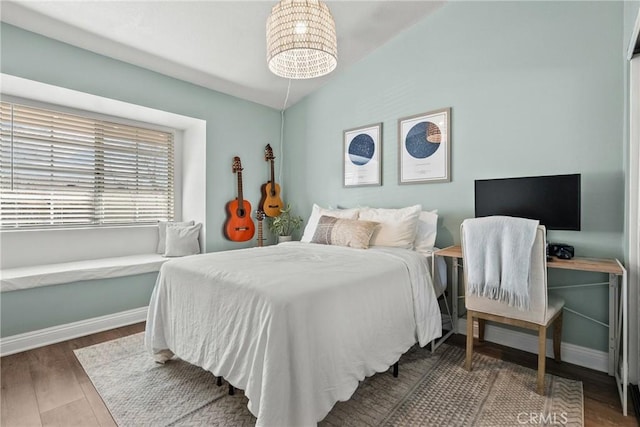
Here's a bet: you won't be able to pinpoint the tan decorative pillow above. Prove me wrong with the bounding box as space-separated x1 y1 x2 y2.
311 216 379 249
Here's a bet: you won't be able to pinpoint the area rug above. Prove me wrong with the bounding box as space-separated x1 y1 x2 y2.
74 333 583 426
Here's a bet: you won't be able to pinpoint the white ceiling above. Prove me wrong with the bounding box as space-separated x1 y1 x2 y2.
1 1 444 109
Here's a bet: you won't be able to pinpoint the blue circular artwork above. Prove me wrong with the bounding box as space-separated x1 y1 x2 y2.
348 133 375 166
405 121 441 159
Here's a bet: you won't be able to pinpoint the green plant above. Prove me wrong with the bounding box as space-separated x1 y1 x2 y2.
268 204 303 236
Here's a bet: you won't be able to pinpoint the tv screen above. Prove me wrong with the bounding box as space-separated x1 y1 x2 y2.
474 174 581 231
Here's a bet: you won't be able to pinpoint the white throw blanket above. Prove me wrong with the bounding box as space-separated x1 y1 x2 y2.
462 216 539 310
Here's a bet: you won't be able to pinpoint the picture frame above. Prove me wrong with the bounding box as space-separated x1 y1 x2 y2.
343 123 382 187
398 108 451 184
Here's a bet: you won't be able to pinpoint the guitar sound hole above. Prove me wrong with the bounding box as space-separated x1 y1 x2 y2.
236 208 245 217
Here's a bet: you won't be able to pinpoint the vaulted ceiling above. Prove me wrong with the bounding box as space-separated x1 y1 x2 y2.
1 1 444 109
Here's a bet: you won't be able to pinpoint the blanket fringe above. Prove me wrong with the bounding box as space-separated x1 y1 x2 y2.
467 282 530 311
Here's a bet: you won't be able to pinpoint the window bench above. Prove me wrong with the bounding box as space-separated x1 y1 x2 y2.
0 254 169 292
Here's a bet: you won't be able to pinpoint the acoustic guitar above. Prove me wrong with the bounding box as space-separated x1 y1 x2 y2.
256 210 265 247
224 157 255 242
260 144 284 217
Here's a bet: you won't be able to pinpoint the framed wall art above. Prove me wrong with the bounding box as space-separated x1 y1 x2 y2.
398 108 451 184
343 123 382 187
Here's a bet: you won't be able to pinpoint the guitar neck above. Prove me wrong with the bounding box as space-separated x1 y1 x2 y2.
269 158 278 198
237 170 244 205
270 159 276 185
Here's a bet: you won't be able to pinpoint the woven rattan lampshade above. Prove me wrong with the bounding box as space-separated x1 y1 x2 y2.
266 0 337 79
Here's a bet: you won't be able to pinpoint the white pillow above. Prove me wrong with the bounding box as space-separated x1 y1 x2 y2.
301 204 360 243
157 221 194 254
414 210 439 256
164 223 202 257
358 204 422 249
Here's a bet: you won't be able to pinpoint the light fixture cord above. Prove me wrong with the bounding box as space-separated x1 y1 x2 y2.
278 79 291 199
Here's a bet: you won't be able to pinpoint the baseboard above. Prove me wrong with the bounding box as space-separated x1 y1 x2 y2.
455 318 608 373
0 306 148 357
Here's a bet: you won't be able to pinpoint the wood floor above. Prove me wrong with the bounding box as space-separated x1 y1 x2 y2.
1 323 637 427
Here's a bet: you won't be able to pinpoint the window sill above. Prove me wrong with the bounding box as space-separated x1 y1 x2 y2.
0 254 169 292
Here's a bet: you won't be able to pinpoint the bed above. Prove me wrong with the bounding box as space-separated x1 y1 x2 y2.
145 208 443 426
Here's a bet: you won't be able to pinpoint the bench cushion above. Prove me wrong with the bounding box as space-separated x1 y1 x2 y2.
1 254 168 292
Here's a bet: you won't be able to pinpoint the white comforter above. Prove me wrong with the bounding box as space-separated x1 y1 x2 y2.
145 242 442 426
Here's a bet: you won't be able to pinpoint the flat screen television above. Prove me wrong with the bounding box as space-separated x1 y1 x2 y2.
474 174 581 231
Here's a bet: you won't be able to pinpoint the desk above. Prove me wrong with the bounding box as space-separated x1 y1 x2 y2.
435 245 628 416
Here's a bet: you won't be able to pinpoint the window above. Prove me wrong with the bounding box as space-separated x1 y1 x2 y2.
0 102 174 229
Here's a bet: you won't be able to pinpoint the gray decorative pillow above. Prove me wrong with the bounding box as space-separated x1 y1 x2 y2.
157 221 194 254
311 216 378 249
164 223 202 257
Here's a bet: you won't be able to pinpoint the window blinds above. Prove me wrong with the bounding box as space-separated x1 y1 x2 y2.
0 102 174 229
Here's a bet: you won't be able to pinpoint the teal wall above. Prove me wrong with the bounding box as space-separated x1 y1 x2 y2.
0 273 157 336
283 1 624 352
0 23 281 336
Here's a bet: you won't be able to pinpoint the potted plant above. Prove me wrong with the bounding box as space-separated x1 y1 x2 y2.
268 204 303 243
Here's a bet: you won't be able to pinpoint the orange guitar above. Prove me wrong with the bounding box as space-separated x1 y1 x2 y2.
260 144 284 217
224 157 255 242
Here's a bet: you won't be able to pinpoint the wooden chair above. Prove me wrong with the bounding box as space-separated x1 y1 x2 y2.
461 223 564 395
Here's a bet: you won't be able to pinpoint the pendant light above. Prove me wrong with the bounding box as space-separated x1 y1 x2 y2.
266 0 338 79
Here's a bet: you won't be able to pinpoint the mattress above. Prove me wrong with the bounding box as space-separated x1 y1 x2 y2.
145 242 442 426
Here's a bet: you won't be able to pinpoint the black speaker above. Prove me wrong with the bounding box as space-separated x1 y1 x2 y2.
548 243 575 259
